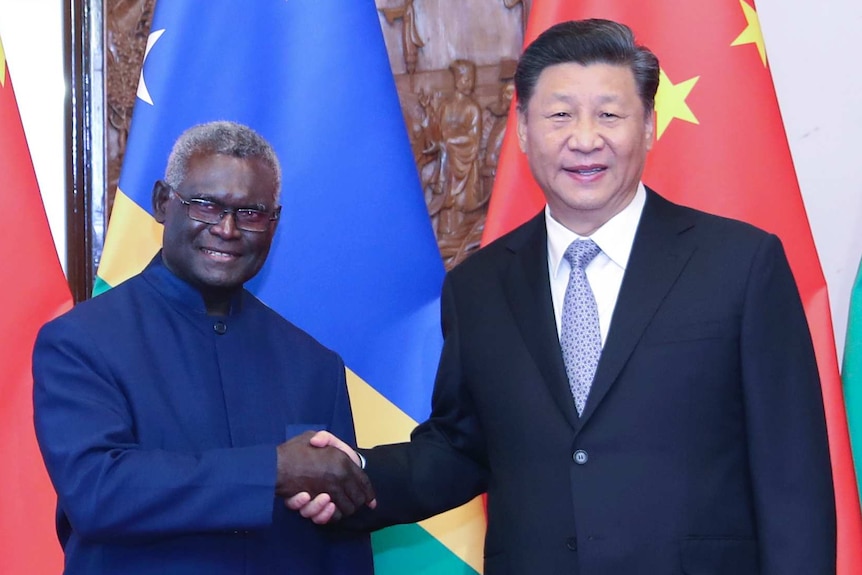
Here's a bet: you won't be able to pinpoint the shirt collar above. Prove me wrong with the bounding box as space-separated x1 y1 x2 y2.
144 251 246 316
546 183 646 278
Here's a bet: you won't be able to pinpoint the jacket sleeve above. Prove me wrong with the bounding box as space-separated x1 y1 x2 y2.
351 276 488 529
739 234 836 574
32 318 277 543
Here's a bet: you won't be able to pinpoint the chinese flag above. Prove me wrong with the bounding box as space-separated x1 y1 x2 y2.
484 1 862 573
0 37 71 572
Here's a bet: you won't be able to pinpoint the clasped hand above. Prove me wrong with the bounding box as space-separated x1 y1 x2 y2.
276 430 375 523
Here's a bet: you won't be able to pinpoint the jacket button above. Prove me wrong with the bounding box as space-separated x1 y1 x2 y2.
566 537 578 551
573 449 588 465
214 321 227 335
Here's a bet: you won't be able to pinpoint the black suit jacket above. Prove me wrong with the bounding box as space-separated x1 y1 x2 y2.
359 189 836 574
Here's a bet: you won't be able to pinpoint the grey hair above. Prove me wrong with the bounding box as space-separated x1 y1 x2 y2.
164 121 282 202
515 19 660 117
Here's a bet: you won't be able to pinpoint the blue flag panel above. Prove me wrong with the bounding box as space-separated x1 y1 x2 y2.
120 0 444 422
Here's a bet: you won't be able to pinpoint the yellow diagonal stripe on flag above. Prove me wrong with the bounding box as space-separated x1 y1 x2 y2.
1 35 7 87
98 189 163 288
346 369 486 573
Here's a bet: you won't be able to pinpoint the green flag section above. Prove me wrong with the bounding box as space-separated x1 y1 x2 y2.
844 261 862 504
373 525 480 575
97 1 485 571
0 34 71 573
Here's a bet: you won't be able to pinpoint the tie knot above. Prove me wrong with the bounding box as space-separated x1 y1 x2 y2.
564 239 601 270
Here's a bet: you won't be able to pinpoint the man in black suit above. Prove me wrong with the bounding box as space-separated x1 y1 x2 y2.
291 19 836 574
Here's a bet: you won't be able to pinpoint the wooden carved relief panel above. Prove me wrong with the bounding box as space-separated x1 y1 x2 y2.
378 0 524 267
105 0 155 217
103 0 525 270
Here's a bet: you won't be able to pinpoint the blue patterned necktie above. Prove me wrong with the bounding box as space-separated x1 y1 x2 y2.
560 239 602 416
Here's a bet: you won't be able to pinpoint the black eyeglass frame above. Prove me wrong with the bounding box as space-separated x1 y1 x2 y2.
168 186 281 233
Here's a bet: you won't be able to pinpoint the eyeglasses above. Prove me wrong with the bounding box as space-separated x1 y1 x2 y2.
170 188 280 233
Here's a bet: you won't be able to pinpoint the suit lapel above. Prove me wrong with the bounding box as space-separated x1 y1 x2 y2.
502 213 580 430
577 190 697 426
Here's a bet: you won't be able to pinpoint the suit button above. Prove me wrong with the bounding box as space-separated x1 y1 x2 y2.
566 537 578 551
214 321 227 335
573 449 588 465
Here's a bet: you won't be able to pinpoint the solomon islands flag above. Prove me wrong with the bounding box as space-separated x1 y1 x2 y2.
95 1 485 572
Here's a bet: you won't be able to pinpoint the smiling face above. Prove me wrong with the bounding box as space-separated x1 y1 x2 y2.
153 152 279 309
517 62 654 235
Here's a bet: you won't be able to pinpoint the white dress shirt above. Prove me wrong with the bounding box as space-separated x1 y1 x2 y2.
546 183 646 345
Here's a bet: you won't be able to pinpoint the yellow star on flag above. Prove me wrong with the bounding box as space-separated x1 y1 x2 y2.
654 68 699 140
731 0 767 66
0 36 6 87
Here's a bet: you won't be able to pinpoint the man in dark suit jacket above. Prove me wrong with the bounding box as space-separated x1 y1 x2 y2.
292 20 836 574
33 121 376 574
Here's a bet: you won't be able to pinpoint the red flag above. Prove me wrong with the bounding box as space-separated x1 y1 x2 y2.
484 2 862 573
0 37 71 573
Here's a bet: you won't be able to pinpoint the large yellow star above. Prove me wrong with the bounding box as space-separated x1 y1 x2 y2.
654 68 699 140
731 0 767 66
0 36 6 87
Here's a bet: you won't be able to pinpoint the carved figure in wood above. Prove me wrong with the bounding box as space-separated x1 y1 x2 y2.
429 59 483 265
481 59 516 210
380 0 425 74
503 0 532 35
410 90 446 234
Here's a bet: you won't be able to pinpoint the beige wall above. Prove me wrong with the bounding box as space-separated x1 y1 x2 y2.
758 0 862 360
0 0 65 271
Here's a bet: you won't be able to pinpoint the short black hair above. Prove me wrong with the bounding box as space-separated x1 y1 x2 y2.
514 19 659 115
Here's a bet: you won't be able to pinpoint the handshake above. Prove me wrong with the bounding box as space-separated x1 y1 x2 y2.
275 430 371 524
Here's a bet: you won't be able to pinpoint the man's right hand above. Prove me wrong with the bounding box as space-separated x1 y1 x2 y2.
275 430 375 521
284 430 370 524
